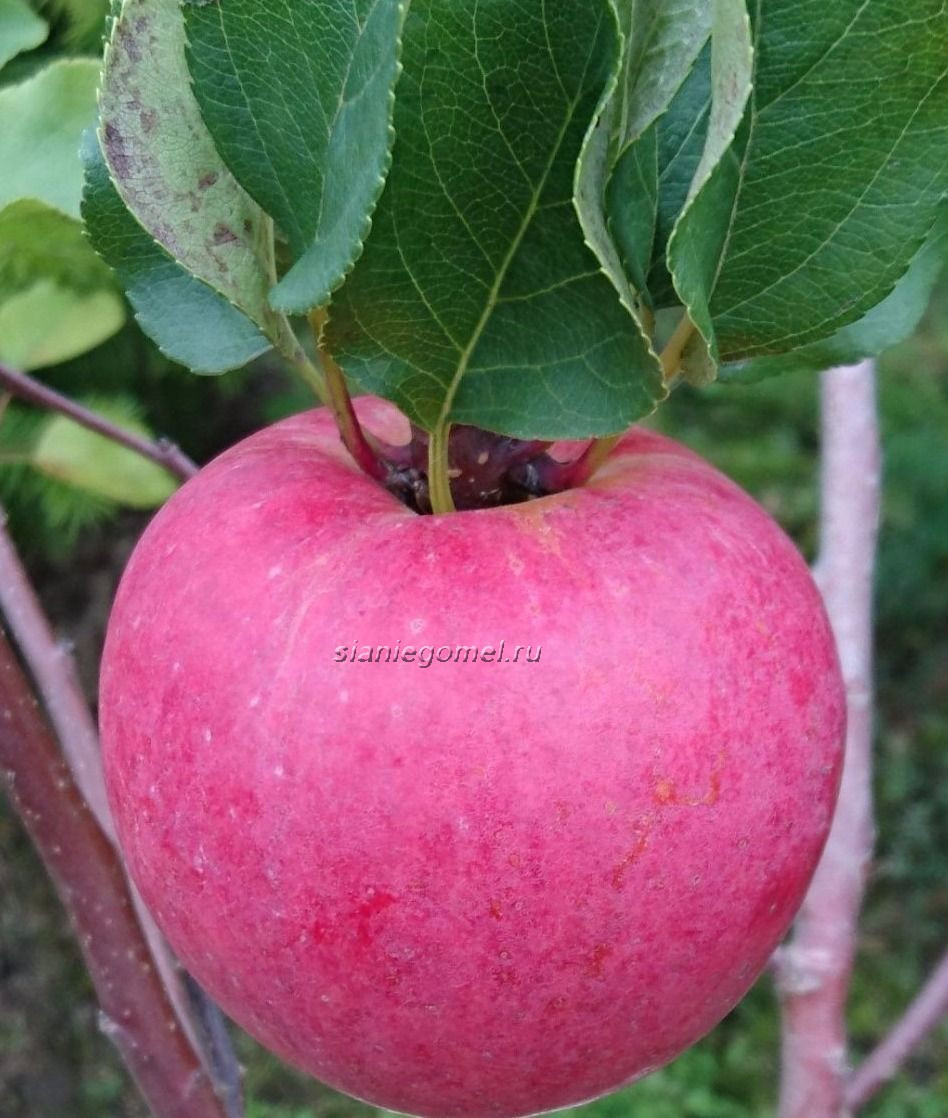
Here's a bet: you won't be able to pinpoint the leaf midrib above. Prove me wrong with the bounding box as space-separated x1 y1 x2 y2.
698 0 946 346
435 14 598 430
716 48 948 336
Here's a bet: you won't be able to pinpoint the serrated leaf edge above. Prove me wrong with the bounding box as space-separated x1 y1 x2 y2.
78 129 273 375
95 0 296 362
666 0 754 369
270 0 410 315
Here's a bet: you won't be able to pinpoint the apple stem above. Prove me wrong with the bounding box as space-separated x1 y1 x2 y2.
774 359 881 1118
0 361 198 482
0 510 244 1117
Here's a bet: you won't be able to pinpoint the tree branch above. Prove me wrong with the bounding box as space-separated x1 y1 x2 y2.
183 973 247 1118
0 509 244 1116
846 946 948 1110
0 361 198 483
0 511 113 836
0 626 226 1117
774 359 882 1118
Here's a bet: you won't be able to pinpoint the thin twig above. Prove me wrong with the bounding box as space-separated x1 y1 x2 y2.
0 512 113 835
846 946 948 1110
0 361 198 482
0 627 226 1118
184 973 247 1118
0 510 244 1116
774 360 882 1118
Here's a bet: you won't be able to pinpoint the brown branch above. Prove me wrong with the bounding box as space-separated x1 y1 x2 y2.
0 626 226 1117
0 512 113 837
0 510 244 1116
846 946 948 1110
0 361 198 482
774 359 882 1118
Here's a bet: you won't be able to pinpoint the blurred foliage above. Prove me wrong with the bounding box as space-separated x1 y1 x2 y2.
34 0 107 51
0 2 946 1115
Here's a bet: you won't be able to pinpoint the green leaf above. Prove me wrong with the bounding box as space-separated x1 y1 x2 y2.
99 0 282 343
328 0 663 440
31 400 178 508
670 0 948 370
570 0 711 335
575 1 709 323
82 135 271 374
616 1 712 145
39 0 109 51
0 403 117 557
0 280 124 369
603 123 660 300
637 43 711 307
185 0 406 315
0 59 99 217
0 0 48 69
0 198 114 299
722 205 948 383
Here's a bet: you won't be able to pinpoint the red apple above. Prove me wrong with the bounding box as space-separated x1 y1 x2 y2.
100 398 844 1118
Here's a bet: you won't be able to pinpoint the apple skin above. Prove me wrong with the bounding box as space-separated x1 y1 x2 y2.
100 398 844 1118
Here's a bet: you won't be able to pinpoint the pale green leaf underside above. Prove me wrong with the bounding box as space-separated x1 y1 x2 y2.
615 0 712 149
33 406 178 508
575 0 709 329
0 59 99 218
684 0 751 203
0 0 48 69
722 203 948 382
186 0 406 315
660 0 752 381
82 136 271 374
671 0 948 366
0 280 125 370
99 0 277 336
641 45 711 306
329 0 663 440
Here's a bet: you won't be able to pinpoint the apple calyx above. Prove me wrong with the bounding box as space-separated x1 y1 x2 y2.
359 422 595 513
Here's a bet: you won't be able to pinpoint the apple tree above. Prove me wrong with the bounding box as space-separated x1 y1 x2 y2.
0 2 946 1117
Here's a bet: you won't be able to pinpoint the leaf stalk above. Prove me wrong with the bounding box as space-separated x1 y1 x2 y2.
660 313 697 385
573 312 698 487
308 311 391 486
427 424 457 514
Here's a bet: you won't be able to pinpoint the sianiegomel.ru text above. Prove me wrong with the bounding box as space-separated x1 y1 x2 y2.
333 642 542 668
